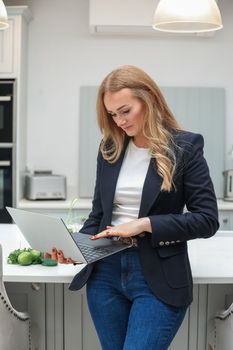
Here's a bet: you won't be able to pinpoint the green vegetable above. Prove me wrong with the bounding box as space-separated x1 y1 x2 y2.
31 249 41 259
7 248 43 265
18 252 33 266
41 258 58 266
7 248 29 264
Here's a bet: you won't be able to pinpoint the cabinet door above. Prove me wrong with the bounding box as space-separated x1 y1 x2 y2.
0 18 14 74
5 282 46 350
64 285 101 350
169 310 189 350
45 284 64 350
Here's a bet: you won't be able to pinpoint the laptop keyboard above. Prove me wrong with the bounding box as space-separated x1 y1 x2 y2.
78 244 114 263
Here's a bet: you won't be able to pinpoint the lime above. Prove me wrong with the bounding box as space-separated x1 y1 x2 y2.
31 249 41 260
18 252 33 266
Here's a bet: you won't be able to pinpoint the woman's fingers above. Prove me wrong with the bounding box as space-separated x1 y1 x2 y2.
51 247 58 260
57 250 65 263
91 222 139 240
90 229 123 240
50 248 74 264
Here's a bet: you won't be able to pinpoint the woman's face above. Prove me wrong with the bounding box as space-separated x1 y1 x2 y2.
104 88 147 147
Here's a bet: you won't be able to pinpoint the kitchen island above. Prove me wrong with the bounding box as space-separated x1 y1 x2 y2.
2 224 233 284
1 224 233 350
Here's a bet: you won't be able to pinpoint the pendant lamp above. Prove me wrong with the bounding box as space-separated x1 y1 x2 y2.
153 0 223 33
0 0 9 30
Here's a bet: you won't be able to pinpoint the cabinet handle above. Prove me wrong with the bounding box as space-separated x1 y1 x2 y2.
0 160 11 167
31 283 41 291
0 96 11 101
223 218 228 223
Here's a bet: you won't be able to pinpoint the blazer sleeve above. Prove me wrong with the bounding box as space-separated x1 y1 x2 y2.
149 133 219 247
79 149 103 235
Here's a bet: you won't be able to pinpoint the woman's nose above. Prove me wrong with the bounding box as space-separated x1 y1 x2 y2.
117 118 127 127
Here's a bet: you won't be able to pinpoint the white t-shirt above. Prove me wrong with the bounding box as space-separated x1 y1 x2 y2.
111 139 151 226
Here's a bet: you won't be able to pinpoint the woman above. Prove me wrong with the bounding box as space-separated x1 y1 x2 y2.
76 65 219 349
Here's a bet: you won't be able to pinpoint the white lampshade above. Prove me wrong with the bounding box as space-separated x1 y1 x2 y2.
153 0 223 33
0 0 9 30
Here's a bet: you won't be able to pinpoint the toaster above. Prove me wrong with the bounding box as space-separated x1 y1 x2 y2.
25 172 67 200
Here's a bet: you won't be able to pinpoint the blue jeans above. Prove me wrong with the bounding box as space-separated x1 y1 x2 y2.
87 248 187 350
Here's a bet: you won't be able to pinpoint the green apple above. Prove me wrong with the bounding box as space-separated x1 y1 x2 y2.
18 252 33 266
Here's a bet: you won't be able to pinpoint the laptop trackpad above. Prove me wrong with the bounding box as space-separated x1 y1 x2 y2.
71 232 122 247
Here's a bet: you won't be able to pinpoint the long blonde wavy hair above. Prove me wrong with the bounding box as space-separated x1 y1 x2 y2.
96 65 182 192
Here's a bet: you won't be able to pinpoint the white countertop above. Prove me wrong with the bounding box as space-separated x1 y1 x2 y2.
217 199 233 210
1 224 233 284
18 198 233 210
18 198 92 210
1 224 84 283
187 232 233 284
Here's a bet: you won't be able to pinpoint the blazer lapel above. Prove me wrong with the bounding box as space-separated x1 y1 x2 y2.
101 137 130 223
138 158 162 218
101 138 162 223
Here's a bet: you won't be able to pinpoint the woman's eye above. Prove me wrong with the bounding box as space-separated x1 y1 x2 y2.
107 109 130 118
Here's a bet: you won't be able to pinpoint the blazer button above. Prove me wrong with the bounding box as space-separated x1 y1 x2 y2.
159 241 165 246
165 241 170 245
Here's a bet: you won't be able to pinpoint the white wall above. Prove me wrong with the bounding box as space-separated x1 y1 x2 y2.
5 0 233 197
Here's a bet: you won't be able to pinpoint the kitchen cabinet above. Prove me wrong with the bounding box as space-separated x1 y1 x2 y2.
5 282 233 350
0 6 32 214
0 18 14 74
64 286 97 350
0 7 31 78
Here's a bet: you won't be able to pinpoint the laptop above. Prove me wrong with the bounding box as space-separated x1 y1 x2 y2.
6 207 132 264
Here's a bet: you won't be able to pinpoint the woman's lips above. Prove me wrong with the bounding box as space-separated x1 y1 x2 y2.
122 125 132 131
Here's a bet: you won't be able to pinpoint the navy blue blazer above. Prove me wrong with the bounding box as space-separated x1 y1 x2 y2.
70 130 219 307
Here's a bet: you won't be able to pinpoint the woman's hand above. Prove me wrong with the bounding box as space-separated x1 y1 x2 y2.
46 247 75 264
90 217 152 240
